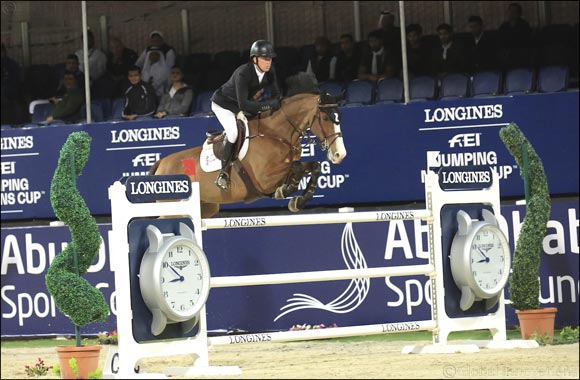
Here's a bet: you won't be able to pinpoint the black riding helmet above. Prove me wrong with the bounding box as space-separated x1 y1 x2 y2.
249 40 277 58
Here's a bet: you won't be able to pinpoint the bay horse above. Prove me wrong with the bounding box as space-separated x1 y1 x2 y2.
148 73 347 218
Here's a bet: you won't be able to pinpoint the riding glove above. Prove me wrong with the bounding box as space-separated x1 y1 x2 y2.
259 99 281 112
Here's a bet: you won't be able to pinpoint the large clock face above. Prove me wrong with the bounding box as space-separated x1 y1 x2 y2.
159 240 206 317
469 225 509 293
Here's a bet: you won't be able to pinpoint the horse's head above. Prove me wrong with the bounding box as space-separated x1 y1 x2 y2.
310 93 347 164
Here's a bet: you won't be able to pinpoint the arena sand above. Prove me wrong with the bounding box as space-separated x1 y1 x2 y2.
1 340 578 379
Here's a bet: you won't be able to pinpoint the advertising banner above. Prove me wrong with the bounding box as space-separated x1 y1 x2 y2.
1 92 579 221
1 199 577 337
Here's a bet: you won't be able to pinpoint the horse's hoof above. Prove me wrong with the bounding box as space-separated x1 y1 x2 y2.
274 186 286 200
288 196 304 212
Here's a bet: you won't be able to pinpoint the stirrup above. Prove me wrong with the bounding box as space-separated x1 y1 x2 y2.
215 171 230 191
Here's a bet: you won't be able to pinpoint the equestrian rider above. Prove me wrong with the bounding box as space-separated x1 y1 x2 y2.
211 40 282 191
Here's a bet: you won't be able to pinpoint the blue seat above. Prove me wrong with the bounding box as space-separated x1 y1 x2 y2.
537 65 569 93
504 68 535 95
109 97 125 120
409 76 436 101
195 91 214 114
319 81 344 100
80 101 105 123
31 103 55 123
94 98 112 120
472 71 502 97
376 77 403 103
344 80 374 106
440 73 470 99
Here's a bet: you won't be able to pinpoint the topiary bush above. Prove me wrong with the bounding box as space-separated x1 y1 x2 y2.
499 123 551 311
45 131 109 339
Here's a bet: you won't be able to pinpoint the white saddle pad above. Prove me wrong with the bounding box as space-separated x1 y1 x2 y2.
200 121 250 173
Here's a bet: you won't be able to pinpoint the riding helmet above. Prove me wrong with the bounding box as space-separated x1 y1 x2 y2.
249 40 277 58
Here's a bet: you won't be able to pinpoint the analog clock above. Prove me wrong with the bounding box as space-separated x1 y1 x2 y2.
139 222 211 336
450 209 511 311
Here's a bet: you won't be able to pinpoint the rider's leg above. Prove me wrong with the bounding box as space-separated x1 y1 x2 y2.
211 102 238 190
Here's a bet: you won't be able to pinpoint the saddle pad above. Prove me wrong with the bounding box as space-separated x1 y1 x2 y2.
200 122 250 173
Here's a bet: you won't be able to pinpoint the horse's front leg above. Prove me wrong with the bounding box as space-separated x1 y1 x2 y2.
274 161 306 199
288 161 321 212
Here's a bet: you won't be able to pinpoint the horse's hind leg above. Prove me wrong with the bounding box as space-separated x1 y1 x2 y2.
201 202 220 219
288 161 321 212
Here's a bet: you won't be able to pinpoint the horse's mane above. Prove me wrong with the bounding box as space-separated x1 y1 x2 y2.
285 72 320 97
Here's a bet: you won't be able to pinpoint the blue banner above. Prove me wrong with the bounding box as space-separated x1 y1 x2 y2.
1 198 577 337
1 92 579 220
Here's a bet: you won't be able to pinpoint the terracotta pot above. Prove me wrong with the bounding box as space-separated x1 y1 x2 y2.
516 307 558 342
55 345 102 379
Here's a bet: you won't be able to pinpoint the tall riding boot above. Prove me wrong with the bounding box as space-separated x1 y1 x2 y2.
215 140 236 190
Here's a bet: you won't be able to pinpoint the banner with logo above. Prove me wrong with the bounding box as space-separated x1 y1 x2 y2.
1 199 577 337
1 92 578 221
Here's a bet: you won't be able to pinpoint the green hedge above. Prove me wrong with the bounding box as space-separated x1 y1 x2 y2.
499 123 551 311
45 131 109 328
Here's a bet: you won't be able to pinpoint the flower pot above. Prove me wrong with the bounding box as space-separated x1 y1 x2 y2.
55 345 102 379
516 307 558 342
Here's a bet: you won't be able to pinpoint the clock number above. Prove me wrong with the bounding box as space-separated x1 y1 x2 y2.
161 276 165 283
162 262 169 268
197 273 202 280
163 291 168 298
180 304 185 311
195 288 200 295
168 251 173 258
193 258 199 266
177 246 183 254
472 271 477 277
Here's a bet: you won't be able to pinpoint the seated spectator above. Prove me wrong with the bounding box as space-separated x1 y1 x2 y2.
377 10 401 57
75 30 107 83
135 31 176 81
122 66 157 120
154 65 194 118
55 54 85 96
334 33 362 83
106 37 138 98
1 43 24 125
467 15 499 72
141 47 171 98
498 2 532 49
44 71 84 124
358 29 399 82
431 23 469 77
303 36 335 83
405 24 431 77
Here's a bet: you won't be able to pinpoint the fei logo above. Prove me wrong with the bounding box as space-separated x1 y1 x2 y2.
132 153 160 167
448 133 481 148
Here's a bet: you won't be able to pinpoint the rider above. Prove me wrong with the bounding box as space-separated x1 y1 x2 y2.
211 40 282 191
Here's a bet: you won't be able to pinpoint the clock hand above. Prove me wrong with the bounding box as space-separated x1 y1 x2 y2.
168 265 185 282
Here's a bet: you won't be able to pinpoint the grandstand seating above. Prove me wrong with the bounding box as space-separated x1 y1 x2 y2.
376 77 403 103
409 76 436 101
504 67 535 95
195 90 214 114
110 97 125 121
471 71 502 97
537 65 569 93
439 73 470 100
319 81 344 100
80 101 105 123
31 103 55 123
344 80 374 106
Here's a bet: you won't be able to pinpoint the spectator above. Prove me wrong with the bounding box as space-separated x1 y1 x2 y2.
135 30 176 76
122 65 157 120
431 23 468 77
140 47 171 98
55 54 85 96
1 43 24 125
75 30 107 82
154 65 194 118
44 71 84 124
498 2 532 49
304 36 335 83
106 37 138 98
334 33 362 83
405 24 431 77
467 15 498 72
377 10 401 56
358 30 399 82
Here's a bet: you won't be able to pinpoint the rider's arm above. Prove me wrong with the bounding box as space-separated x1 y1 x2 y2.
235 69 278 114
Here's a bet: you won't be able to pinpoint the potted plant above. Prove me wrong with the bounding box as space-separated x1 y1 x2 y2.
499 123 557 342
45 131 110 378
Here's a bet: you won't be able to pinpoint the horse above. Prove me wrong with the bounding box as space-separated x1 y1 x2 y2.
148 72 347 218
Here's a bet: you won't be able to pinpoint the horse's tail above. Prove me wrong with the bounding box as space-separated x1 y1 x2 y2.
148 158 161 175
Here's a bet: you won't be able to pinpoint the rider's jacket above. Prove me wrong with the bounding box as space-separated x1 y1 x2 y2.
211 61 280 115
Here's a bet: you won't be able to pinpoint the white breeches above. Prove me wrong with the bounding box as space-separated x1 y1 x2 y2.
211 101 237 143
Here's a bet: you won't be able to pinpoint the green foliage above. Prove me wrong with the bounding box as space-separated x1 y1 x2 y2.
45 132 109 332
51 364 60 377
559 326 579 342
69 358 79 376
499 123 551 311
